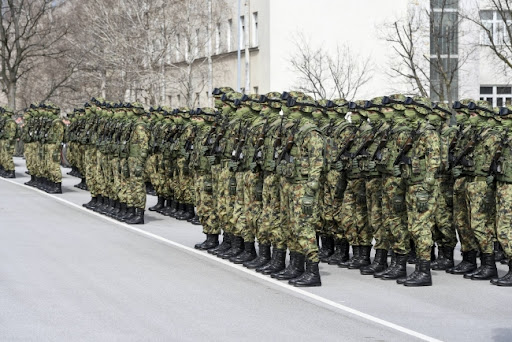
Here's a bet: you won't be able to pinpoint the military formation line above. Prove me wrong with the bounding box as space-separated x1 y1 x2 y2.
1 89 512 288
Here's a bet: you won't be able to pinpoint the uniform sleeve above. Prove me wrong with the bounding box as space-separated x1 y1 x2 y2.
305 130 325 192
424 129 441 180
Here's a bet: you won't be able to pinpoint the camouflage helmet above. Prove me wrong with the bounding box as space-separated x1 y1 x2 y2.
261 91 283 109
177 106 191 119
499 105 512 118
212 87 234 98
330 98 348 114
404 96 432 115
452 99 473 114
195 107 218 122
248 94 263 111
432 102 451 119
131 102 146 115
469 100 495 118
385 94 407 111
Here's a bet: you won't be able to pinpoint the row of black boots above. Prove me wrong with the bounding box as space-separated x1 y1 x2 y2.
24 173 62 194
148 196 201 225
194 233 322 287
317 236 512 287
83 195 145 224
0 165 15 178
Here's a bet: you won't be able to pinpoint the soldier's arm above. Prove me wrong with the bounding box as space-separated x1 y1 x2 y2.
424 130 441 185
305 130 325 193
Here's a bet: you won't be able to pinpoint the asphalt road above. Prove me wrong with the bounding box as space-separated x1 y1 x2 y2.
1 157 512 342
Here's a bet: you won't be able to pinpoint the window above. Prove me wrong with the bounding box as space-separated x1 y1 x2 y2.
227 19 232 51
430 11 458 55
215 23 221 54
239 15 245 49
168 95 173 106
479 85 512 106
252 12 258 47
176 34 181 60
196 92 200 106
479 10 512 45
240 87 245 94
431 0 458 9
177 94 181 106
194 29 200 55
253 86 259 94
430 57 458 101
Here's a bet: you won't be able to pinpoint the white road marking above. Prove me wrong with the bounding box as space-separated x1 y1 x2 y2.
1 177 443 342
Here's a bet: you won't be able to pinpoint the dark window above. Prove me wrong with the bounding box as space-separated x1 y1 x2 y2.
480 86 493 94
431 11 458 55
432 0 458 9
486 97 493 103
507 98 512 105
498 98 503 106
480 10 493 20
430 57 458 101
497 86 511 94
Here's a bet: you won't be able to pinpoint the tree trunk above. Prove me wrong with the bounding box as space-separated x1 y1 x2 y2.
8 81 16 111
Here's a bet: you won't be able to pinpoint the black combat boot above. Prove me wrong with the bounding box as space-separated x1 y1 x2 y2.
108 200 120 218
492 260 512 286
230 241 257 264
126 208 144 224
339 245 358 268
190 214 201 225
360 249 388 275
166 198 179 216
149 197 165 211
381 253 408 280
178 204 194 221
408 240 418 264
208 233 232 255
469 253 497 280
47 182 62 194
194 234 219 250
289 259 321 287
98 197 111 215
186 206 197 222
218 235 244 259
431 246 454 271
348 245 371 269
272 252 305 280
116 203 128 221
319 235 335 262
158 198 171 215
5 170 15 178
121 207 136 222
325 239 350 265
403 259 432 287
25 175 36 186
374 252 397 278
83 197 97 209
257 248 286 274
92 195 103 212
172 202 185 218
244 243 271 269
447 250 477 274
494 242 506 262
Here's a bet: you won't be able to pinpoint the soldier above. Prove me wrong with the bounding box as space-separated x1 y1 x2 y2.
0 108 18 178
44 104 64 193
395 97 440 287
277 96 325 287
492 105 512 286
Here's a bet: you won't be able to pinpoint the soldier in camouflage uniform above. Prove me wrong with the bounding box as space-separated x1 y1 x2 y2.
374 95 411 280
43 105 64 193
456 101 500 280
492 105 512 286
395 97 440 287
276 96 325 287
0 108 18 178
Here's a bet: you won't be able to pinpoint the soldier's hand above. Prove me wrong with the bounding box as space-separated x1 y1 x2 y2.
393 165 401 177
367 160 376 171
301 195 314 216
452 166 462 179
416 191 430 213
486 175 494 186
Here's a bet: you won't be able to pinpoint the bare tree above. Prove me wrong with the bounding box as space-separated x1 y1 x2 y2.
381 0 474 104
289 33 373 100
0 0 70 110
463 0 512 73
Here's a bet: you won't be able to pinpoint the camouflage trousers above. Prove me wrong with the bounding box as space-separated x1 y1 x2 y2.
84 146 98 197
433 178 458 249
24 142 36 175
453 177 479 252
323 169 345 240
145 153 159 193
194 173 219 235
0 139 15 171
95 150 108 196
382 176 409 254
110 157 121 201
466 179 496 254
258 172 281 246
67 142 75 169
127 156 146 209
496 182 512 260
406 183 438 260
241 171 263 242
230 171 247 238
118 158 130 204
283 179 320 262
341 178 370 246
279 177 301 253
176 157 193 204
366 177 386 250
44 143 62 183
217 164 236 234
